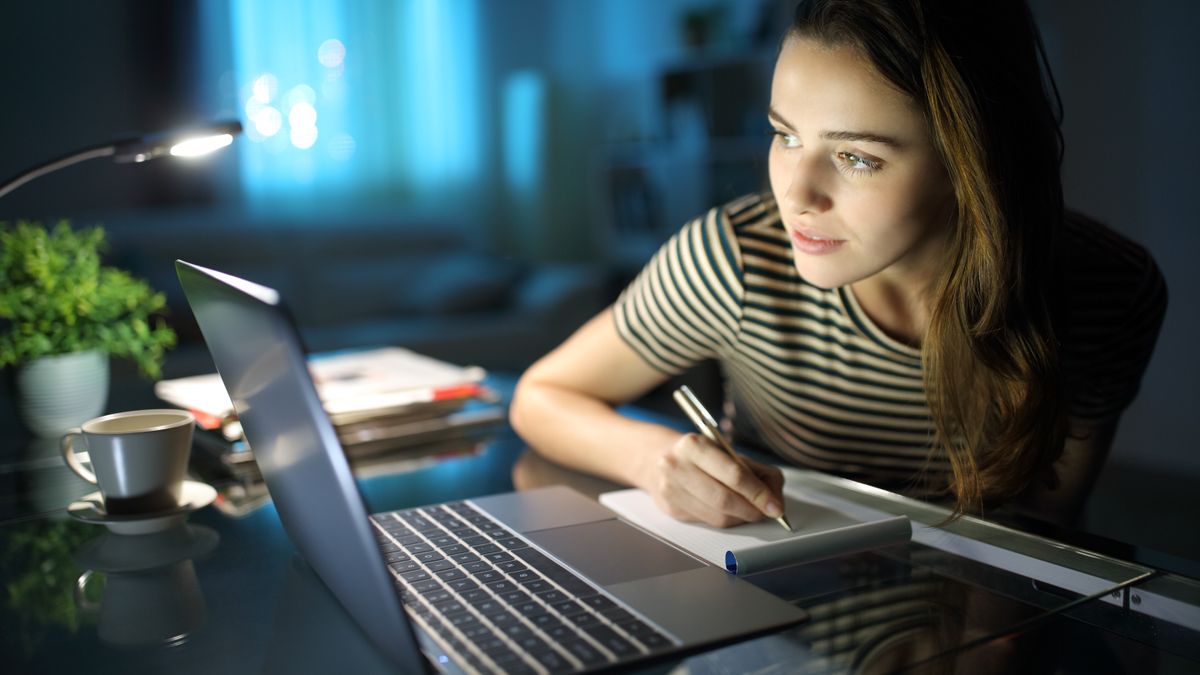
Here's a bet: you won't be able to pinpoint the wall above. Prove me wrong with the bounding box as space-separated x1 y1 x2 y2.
1031 0 1200 480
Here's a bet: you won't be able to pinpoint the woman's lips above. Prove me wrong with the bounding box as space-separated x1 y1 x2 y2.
789 227 846 255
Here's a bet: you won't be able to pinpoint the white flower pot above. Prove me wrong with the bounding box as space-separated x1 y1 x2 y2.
16 350 110 437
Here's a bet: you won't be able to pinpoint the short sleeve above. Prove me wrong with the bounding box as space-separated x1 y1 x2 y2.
1061 215 1168 421
612 205 746 375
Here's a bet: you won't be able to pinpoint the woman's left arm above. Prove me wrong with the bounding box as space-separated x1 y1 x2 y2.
1014 417 1120 528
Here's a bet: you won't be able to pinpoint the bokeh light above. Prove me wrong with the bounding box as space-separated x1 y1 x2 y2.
291 126 318 150
317 39 346 68
288 101 317 130
254 106 283 137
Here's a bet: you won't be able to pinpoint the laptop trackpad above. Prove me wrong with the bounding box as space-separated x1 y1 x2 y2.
526 519 704 586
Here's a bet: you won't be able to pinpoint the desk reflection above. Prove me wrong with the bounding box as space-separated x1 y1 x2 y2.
511 446 1070 674
73 524 219 648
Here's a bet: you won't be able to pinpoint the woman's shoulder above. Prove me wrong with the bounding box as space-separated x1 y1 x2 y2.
720 191 783 233
1058 210 1168 418
1060 211 1167 309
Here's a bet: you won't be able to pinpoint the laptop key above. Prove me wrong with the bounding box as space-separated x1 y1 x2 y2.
496 561 528 575
448 612 479 628
550 600 585 616
389 561 420 573
459 588 491 604
521 579 552 594
474 570 503 584
433 600 467 616
636 631 672 650
510 570 539 584
501 623 532 641
473 543 501 555
562 639 609 666
463 561 491 574
529 648 573 673
459 623 494 640
485 580 517 594
412 579 443 594
514 633 551 653
490 655 537 675
513 601 547 618
424 589 453 605
476 637 512 656
618 619 673 649
435 569 467 582
498 590 531 606
415 550 445 563
584 625 639 658
529 613 564 631
446 578 479 593
565 611 602 629
496 537 528 550
581 595 618 612
473 600 506 615
425 560 455 573
484 551 515 564
600 607 635 624
483 609 520 629
400 569 430 583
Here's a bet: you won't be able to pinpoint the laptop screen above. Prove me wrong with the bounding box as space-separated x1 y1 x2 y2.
175 260 427 670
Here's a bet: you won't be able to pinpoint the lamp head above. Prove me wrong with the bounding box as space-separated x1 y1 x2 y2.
113 120 244 163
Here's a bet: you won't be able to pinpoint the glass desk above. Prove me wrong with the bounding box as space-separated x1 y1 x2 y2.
1 424 1197 674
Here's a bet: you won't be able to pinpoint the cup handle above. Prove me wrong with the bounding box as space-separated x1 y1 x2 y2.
61 429 97 484
74 570 103 613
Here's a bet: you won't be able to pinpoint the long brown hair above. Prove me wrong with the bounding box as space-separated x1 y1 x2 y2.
789 0 1068 516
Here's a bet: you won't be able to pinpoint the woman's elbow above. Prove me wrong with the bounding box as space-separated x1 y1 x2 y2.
508 369 542 443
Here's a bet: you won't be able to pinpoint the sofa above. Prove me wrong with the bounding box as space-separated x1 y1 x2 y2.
98 209 612 380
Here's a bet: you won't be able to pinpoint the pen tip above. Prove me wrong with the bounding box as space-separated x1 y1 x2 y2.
777 515 794 533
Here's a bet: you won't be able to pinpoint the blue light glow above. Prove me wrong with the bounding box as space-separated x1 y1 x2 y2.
227 0 481 208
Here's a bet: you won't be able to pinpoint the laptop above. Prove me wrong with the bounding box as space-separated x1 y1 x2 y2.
176 260 807 674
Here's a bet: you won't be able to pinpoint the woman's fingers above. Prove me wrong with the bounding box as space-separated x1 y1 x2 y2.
676 434 785 519
650 434 785 527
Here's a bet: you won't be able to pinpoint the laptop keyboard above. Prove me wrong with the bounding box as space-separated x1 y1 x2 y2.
371 501 676 674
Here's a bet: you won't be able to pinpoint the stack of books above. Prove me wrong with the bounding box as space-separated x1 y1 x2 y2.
155 346 505 480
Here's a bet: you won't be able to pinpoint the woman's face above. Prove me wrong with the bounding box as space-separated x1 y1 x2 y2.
768 36 954 290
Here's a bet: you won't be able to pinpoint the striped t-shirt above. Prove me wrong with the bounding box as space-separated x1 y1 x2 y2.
613 192 1167 494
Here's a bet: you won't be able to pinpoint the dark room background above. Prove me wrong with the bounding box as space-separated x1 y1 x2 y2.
1 0 1196 559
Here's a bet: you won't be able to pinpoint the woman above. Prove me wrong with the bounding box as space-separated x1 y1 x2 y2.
511 0 1166 529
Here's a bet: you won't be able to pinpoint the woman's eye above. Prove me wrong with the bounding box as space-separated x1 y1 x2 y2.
772 131 801 149
837 151 881 173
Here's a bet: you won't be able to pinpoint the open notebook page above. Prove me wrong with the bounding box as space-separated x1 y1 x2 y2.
600 489 910 575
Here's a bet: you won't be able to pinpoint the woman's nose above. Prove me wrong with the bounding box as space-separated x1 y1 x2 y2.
783 153 833 215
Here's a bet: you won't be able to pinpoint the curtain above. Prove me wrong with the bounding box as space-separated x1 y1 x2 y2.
224 0 481 209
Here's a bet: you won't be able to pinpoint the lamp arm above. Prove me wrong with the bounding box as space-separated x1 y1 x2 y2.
0 144 117 200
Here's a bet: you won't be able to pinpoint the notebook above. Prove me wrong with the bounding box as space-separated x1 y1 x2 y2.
176 260 807 674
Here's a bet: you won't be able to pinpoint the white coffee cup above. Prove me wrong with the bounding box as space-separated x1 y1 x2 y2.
60 409 195 515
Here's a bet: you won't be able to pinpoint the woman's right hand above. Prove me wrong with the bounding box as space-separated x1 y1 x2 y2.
642 432 786 528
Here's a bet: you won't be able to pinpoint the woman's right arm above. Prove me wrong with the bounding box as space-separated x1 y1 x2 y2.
510 307 786 527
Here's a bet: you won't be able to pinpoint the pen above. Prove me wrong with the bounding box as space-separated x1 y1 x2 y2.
672 386 793 532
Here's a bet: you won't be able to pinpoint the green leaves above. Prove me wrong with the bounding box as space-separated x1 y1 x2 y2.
0 220 176 379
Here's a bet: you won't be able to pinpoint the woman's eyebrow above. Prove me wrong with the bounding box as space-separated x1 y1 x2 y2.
768 106 902 148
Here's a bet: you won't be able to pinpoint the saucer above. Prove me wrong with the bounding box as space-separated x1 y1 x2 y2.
74 524 220 573
68 481 218 535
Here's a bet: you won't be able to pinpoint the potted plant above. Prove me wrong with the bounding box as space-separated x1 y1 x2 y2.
0 220 176 436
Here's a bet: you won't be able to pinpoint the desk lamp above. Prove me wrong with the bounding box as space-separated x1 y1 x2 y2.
0 120 243 199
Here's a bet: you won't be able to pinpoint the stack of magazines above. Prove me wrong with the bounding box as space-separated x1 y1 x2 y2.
155 346 505 480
